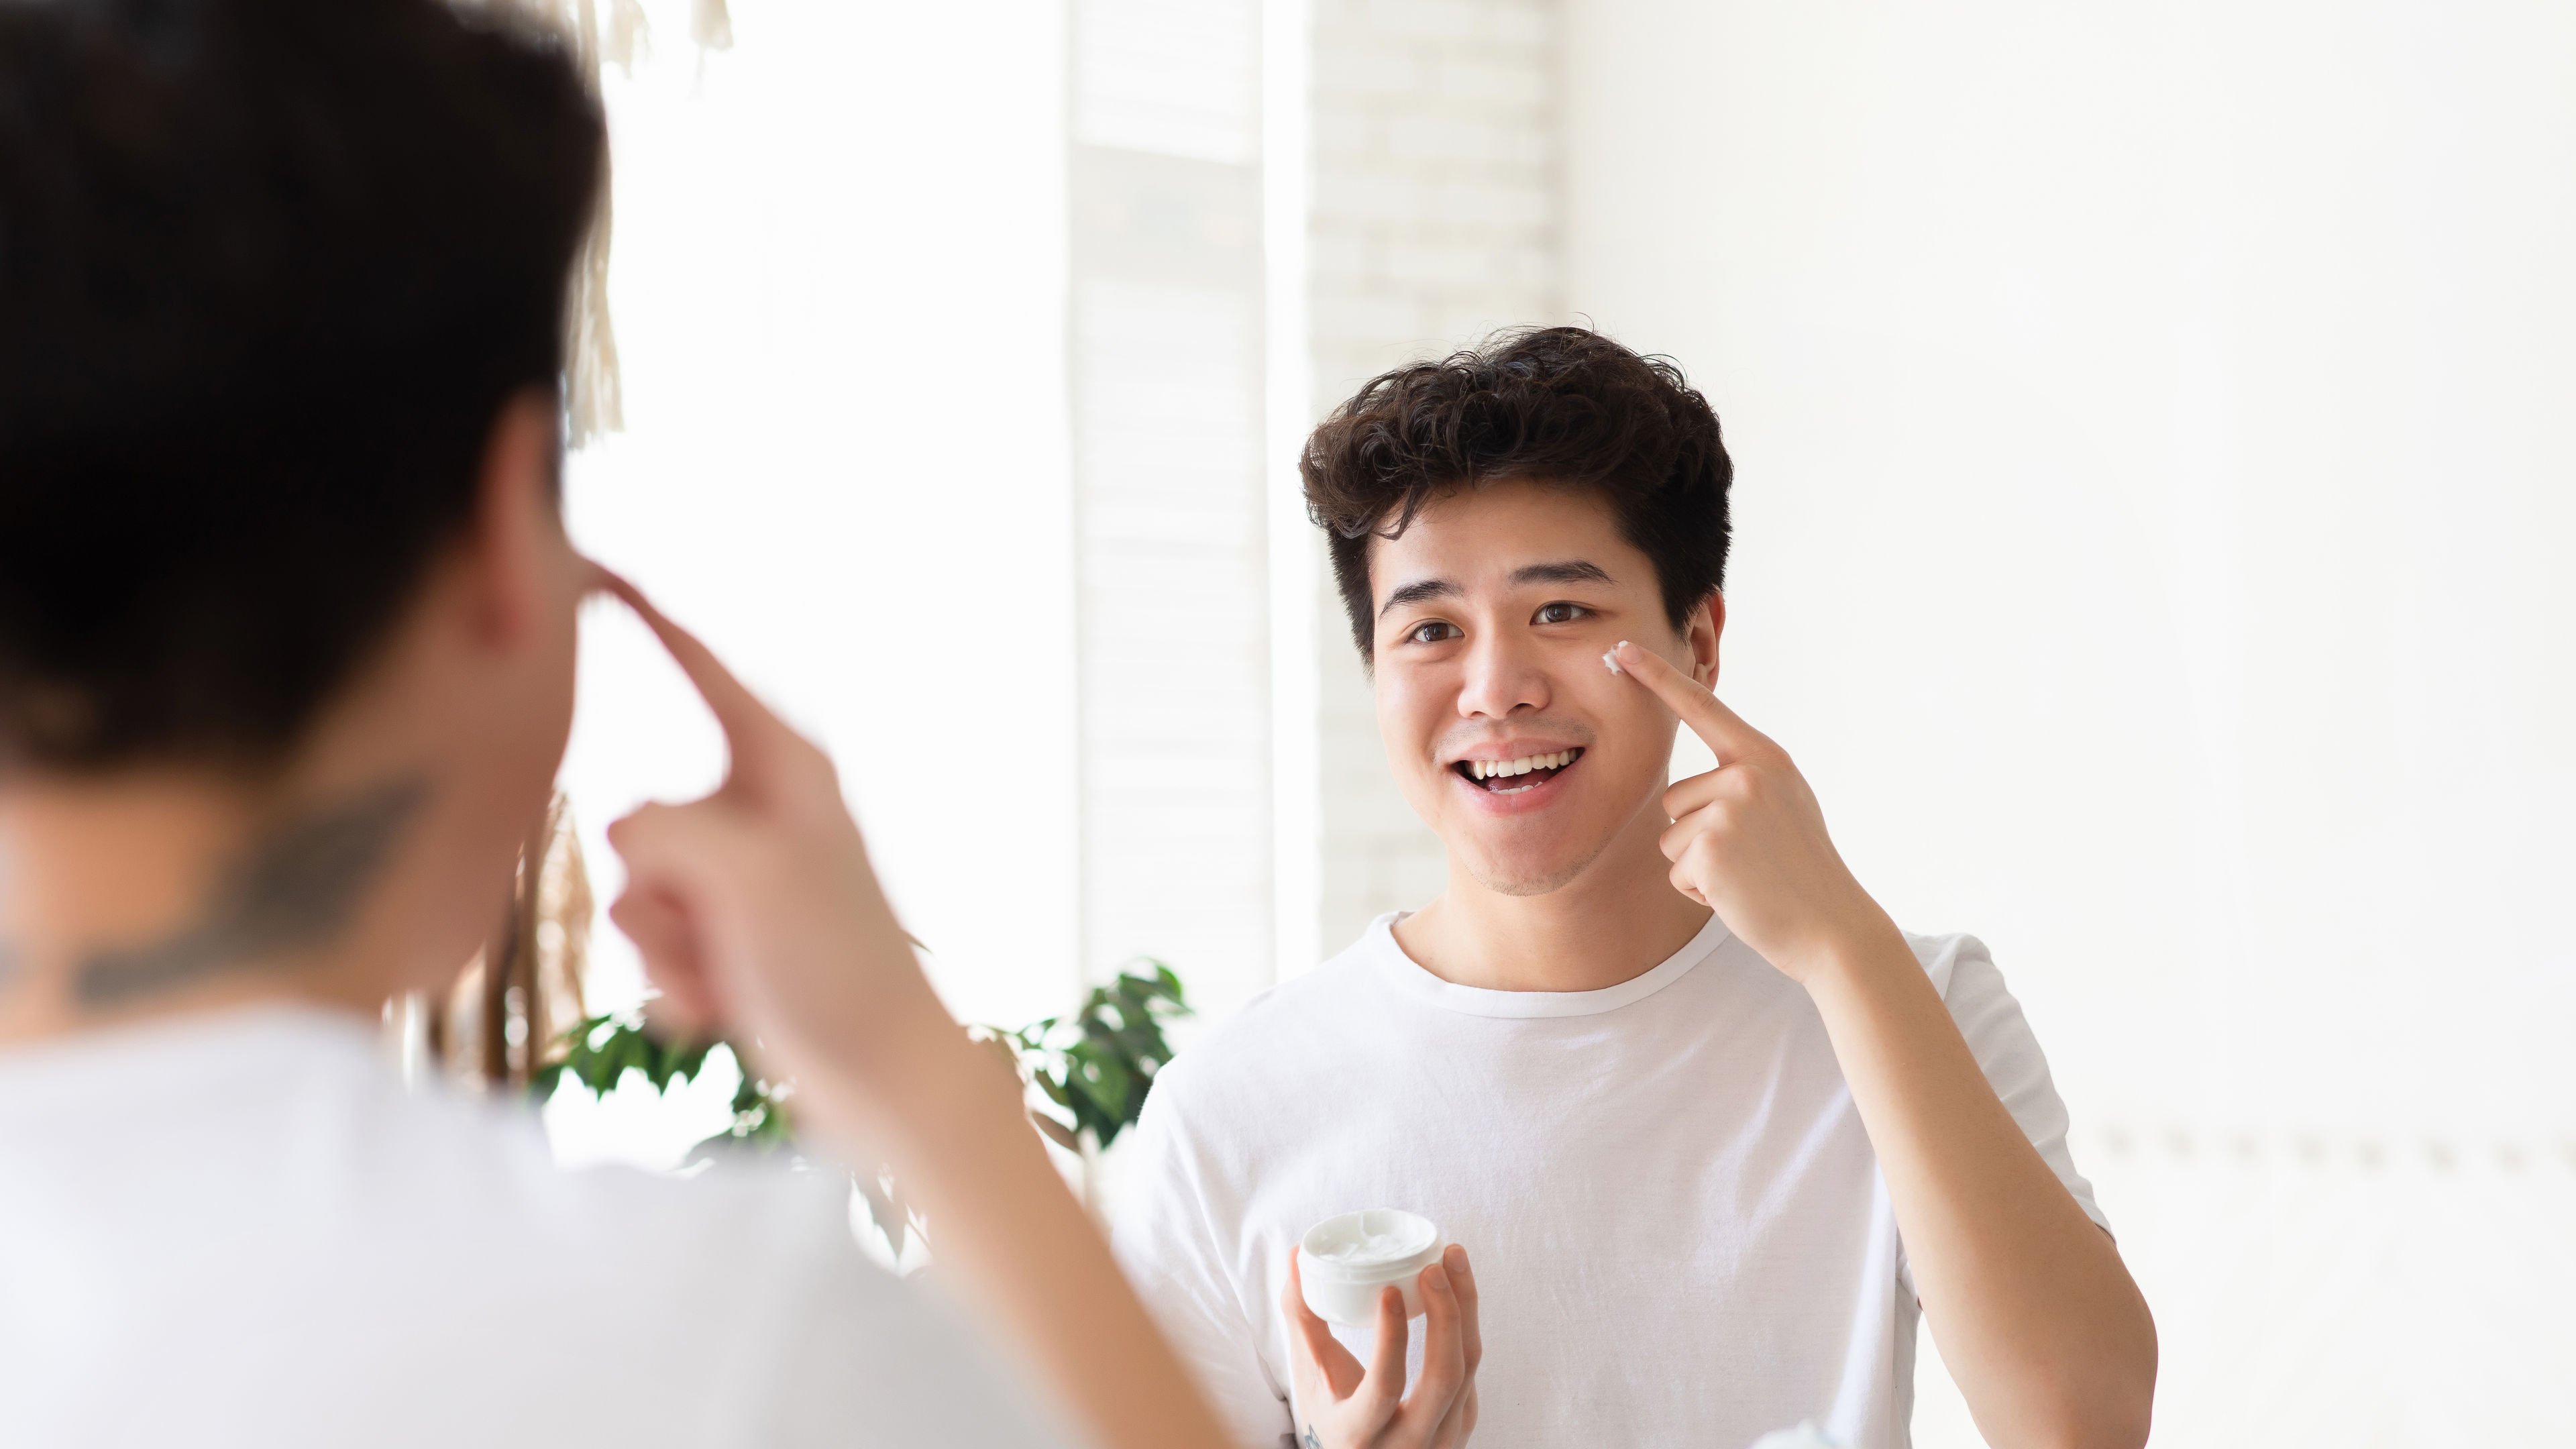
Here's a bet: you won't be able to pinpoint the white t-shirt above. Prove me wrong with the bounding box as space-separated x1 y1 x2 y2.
0 1006 1073 1449
1111 912 2107 1449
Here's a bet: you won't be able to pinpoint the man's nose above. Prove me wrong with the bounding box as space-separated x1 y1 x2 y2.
1456 630 1551 719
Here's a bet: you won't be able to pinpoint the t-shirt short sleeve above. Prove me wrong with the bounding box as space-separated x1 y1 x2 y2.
1899 934 2110 1297
1111 1085 1299 1449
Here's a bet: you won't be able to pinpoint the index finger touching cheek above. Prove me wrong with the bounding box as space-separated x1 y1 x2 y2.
1607 639 1772 763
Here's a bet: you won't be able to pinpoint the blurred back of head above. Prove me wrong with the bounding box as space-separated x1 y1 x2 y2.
0 0 603 777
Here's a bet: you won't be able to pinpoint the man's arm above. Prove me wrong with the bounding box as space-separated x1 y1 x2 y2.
1799 930 2150 1448
600 576 1231 1449
1609 640 2155 1449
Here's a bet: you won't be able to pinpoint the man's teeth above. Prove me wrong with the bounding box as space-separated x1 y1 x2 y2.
1468 750 1576 781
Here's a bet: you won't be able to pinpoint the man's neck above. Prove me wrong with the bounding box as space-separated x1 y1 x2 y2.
0 769 432 1048
1393 818 1714 994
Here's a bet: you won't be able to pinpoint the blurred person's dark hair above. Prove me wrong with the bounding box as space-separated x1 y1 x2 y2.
0 0 603 773
1301 326 1733 663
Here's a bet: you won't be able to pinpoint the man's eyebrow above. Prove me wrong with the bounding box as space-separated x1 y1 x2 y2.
1377 576 1462 618
1511 559 1615 588
1377 561 1613 617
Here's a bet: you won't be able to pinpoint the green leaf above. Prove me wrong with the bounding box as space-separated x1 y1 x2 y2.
670 1037 714 1081
1075 1049 1132 1115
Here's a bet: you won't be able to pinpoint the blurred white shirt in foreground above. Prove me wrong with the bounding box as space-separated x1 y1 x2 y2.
0 1006 1067 1449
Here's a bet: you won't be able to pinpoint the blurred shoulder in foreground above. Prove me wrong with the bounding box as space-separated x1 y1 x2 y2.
0 1003 1052 1446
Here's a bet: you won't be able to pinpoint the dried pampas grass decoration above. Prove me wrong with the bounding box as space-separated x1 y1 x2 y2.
474 0 736 448
424 794 595 1091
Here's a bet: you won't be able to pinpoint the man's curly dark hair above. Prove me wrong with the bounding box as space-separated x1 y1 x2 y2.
1299 326 1733 663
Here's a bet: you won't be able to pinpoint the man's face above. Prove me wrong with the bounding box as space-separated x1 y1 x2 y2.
1368 478 1718 897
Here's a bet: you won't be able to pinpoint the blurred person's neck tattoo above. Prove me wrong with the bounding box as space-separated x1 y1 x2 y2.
74 777 430 1006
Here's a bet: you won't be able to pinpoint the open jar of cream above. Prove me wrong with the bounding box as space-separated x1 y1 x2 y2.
1296 1209 1445 1328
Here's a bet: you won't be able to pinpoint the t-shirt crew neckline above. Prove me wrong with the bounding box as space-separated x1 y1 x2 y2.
1365 908 1733 1019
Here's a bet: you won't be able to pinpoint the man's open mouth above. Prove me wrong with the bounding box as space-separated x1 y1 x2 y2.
1452 748 1584 795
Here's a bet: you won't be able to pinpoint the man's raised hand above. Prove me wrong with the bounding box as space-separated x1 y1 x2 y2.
1607 639 1904 983
1282 1246 1482 1449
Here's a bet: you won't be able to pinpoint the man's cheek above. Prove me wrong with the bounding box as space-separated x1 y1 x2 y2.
1590 703 1673 785
1374 679 1448 777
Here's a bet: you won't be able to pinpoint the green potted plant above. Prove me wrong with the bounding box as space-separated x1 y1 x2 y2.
538 961 1193 1258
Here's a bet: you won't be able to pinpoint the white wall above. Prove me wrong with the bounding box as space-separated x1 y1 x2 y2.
1565 1 2576 1440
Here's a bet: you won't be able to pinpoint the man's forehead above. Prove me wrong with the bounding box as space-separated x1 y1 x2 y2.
1366 485 1638 597
1390 477 1619 541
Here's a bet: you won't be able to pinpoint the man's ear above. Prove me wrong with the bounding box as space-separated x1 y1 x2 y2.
1688 592 1725 689
462 388 567 650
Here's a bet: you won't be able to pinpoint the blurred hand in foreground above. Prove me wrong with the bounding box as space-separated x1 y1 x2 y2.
595 570 1230 1449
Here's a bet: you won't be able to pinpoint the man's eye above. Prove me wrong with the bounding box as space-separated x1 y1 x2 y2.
1407 621 1462 645
1534 602 1589 625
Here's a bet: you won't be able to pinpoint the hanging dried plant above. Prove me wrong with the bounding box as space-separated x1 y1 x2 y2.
423 794 592 1091
470 0 737 447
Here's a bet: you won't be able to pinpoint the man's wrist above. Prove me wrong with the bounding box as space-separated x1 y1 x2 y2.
800 1006 1020 1144
1781 909 1914 998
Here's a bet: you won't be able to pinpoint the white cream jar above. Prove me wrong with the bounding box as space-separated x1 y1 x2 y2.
1296 1209 1444 1327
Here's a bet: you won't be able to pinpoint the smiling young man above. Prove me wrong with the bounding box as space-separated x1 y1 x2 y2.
1113 328 2157 1449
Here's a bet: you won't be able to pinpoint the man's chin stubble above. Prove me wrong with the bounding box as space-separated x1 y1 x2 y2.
1462 835 1621 898
1452 784 1672 900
